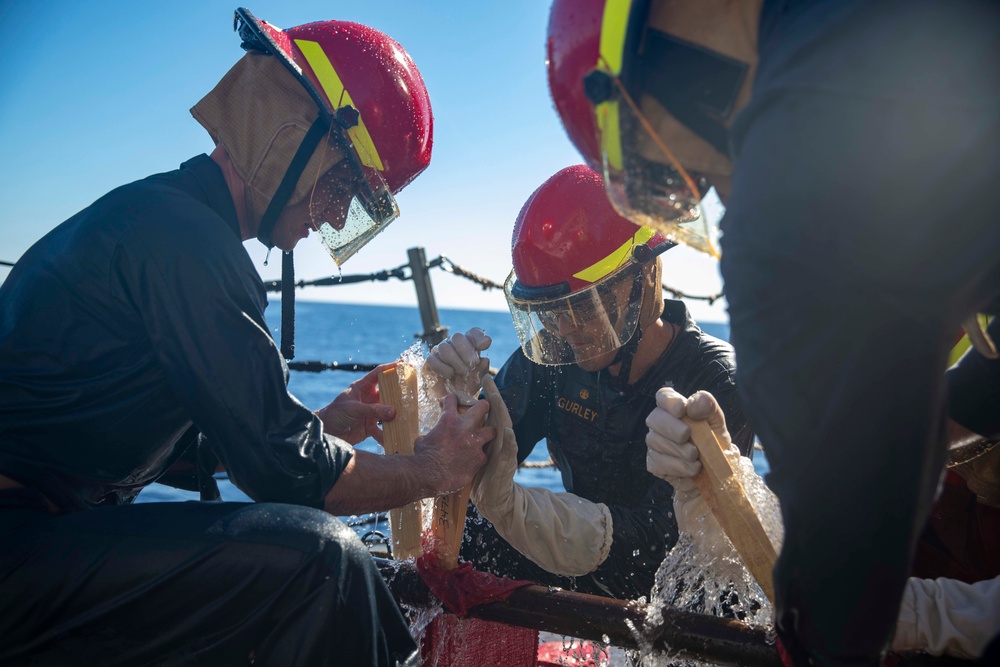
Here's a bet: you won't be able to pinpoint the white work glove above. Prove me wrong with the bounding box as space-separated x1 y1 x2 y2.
424 328 492 405
892 575 1000 659
471 374 613 577
645 387 742 557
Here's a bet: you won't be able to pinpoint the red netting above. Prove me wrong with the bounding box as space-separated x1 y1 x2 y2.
416 554 532 617
416 554 538 666
420 615 539 667
537 640 611 667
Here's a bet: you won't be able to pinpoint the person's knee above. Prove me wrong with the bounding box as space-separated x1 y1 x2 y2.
209 502 366 564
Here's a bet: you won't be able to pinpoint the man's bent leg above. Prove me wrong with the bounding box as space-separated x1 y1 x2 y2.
0 498 416 666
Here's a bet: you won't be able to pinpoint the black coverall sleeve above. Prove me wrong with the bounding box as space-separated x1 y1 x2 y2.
689 355 755 459
115 217 352 508
582 479 679 599
494 348 549 464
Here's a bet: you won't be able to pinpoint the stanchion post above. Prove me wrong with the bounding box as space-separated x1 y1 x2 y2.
407 246 448 346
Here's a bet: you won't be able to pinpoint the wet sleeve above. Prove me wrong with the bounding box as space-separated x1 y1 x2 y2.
494 348 549 464
150 425 202 493
947 317 1000 439
585 477 679 600
115 219 351 508
678 337 756 458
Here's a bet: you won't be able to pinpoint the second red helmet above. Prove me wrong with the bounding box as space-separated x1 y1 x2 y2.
505 165 672 366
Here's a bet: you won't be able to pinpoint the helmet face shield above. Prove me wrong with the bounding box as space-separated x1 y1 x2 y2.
308 140 400 266
505 263 644 366
593 80 718 258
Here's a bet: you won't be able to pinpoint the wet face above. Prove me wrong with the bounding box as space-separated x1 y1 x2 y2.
563 319 621 372
269 161 359 252
543 275 638 372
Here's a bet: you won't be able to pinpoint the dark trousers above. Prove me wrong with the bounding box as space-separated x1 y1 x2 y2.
721 85 1000 665
0 491 416 666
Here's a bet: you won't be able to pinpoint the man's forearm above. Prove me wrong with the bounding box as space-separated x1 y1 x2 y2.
323 449 434 515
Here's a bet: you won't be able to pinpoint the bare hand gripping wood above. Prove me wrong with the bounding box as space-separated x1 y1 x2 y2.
684 417 777 603
378 364 424 560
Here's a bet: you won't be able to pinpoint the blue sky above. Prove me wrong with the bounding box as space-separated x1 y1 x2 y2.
0 0 727 321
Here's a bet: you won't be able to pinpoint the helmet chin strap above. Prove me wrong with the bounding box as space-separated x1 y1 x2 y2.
607 324 643 392
280 250 296 360
605 277 645 391
256 116 330 247
255 115 330 360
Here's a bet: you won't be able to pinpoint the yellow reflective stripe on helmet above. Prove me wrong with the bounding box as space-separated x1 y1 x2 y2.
949 314 993 366
573 226 655 284
294 39 385 172
598 0 632 76
595 0 632 172
596 99 624 171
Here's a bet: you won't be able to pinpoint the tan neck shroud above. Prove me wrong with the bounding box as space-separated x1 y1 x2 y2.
636 0 764 178
191 52 345 236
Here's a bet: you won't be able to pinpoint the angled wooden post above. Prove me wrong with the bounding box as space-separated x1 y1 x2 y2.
378 364 424 560
684 418 777 603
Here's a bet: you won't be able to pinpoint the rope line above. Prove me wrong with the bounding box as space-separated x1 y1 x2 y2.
432 256 505 291
519 459 555 469
286 360 380 373
662 283 724 304
259 257 724 303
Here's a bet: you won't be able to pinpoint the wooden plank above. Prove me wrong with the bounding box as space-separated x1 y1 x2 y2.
378 364 424 560
684 417 777 603
427 482 472 570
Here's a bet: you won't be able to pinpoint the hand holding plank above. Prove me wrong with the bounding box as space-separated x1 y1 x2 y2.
647 387 777 602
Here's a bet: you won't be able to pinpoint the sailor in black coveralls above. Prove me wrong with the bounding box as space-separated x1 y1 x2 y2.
544 0 1000 664
424 165 754 601
0 9 494 666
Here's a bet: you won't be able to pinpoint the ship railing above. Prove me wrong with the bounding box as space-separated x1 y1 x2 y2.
258 246 724 373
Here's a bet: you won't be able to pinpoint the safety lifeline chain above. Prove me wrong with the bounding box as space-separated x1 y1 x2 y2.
260 254 724 302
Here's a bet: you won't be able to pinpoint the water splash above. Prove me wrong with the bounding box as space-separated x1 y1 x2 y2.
639 456 783 666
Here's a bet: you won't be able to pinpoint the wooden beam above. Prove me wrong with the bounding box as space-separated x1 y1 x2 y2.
685 418 777 602
378 364 424 560
427 477 471 569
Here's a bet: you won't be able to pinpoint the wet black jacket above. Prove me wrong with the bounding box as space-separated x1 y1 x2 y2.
0 155 352 513
492 300 754 598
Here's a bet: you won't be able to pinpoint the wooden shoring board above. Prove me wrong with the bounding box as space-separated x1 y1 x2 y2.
428 482 472 570
684 417 777 603
378 364 423 560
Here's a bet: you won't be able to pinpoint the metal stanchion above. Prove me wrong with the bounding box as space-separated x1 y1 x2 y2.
407 246 448 346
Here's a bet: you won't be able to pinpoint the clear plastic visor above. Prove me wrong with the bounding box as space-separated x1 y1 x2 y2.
504 264 644 366
308 142 400 266
594 82 719 258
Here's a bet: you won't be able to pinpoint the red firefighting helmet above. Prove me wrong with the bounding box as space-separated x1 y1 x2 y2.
505 164 672 366
234 8 433 264
546 0 760 259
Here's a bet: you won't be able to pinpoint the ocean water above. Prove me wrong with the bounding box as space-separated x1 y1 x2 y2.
136 300 767 508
